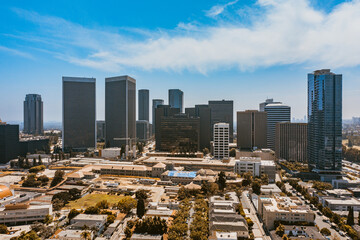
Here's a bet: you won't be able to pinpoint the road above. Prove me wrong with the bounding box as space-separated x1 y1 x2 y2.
241 191 271 240
284 183 347 240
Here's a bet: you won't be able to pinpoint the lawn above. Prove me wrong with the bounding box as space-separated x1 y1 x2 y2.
66 193 124 209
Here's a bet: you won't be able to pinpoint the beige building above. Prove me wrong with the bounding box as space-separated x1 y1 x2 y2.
0 203 52 225
234 157 276 182
100 165 152 177
151 162 166 177
258 195 315 230
237 110 267 150
275 122 307 162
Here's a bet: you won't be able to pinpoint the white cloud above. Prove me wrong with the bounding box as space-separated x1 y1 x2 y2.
11 0 360 73
206 0 239 18
0 45 33 59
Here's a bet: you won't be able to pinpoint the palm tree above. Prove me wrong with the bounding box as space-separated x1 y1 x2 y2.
81 231 91 240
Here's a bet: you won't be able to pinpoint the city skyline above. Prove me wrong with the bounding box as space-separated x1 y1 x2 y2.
1 0 360 122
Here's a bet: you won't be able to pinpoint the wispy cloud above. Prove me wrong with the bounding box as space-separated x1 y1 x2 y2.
0 45 33 59
10 0 360 73
206 0 239 18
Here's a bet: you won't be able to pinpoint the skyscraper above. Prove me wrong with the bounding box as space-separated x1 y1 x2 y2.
62 77 96 151
136 120 150 142
155 105 180 151
105 76 136 148
213 123 229 159
0 121 19 164
169 89 184 113
209 100 233 142
259 98 282 112
264 103 291 150
152 99 164 132
308 69 342 177
96 121 106 142
275 122 307 162
23 94 43 135
237 110 267 150
138 89 149 121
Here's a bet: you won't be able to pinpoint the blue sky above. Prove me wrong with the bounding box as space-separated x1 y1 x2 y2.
1 0 360 122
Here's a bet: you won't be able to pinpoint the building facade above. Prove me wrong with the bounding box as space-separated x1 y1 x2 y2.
209 100 233 142
0 122 19 164
234 158 276 182
96 121 106 142
213 123 229 159
157 114 200 152
62 77 96 151
0 204 52 226
155 105 180 151
168 89 184 113
138 89 150 121
23 94 43 135
152 99 164 133
237 110 267 150
136 120 150 142
264 103 291 150
105 76 136 148
308 69 342 176
275 122 307 162
259 98 282 112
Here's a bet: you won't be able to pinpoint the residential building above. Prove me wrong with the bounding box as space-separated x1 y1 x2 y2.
237 110 267 150
168 89 183 112
62 77 96 151
157 114 200 152
209 100 233 142
275 122 307 162
138 89 150 121
152 99 164 132
0 203 52 225
234 157 276 182
264 103 291 150
105 76 136 148
136 120 150 142
96 121 106 142
259 98 281 112
270 226 325 240
0 122 19 164
23 94 43 135
213 123 229 159
308 69 342 179
154 105 180 151
258 195 315 230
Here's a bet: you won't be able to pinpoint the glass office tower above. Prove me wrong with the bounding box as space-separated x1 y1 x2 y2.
169 89 184 113
24 94 43 135
308 69 342 176
138 89 149 121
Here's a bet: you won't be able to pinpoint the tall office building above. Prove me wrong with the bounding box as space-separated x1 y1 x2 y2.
259 98 281 112
138 89 149 121
208 100 233 142
105 76 136 148
213 123 229 159
237 110 267 150
62 77 96 151
136 120 150 142
152 99 164 132
158 114 200 152
308 69 342 176
264 103 291 150
0 121 19 164
169 89 184 113
186 105 211 150
155 105 180 151
275 122 307 162
96 121 106 142
23 94 43 135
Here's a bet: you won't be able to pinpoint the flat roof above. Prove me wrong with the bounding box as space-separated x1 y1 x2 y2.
167 171 197 178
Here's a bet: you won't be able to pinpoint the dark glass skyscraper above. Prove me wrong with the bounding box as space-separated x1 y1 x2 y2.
105 76 136 147
169 89 183 113
308 69 342 175
152 99 164 132
24 94 43 135
138 89 149 121
209 100 234 142
0 122 19 164
62 77 96 151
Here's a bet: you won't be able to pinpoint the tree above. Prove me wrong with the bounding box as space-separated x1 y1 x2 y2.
29 165 46 173
0 224 8 234
33 158 37 166
107 214 115 224
117 196 137 213
229 148 236 157
96 200 109 209
38 155 43 165
84 206 100 214
275 224 285 237
69 188 81 200
44 214 53 225
347 206 355 225
124 226 132 239
217 171 226 191
137 198 145 218
38 175 49 186
202 148 209 155
320 227 331 236
22 174 41 187
252 181 261 195
261 174 269 185
68 209 81 220
135 189 148 200
50 170 65 187
81 231 91 240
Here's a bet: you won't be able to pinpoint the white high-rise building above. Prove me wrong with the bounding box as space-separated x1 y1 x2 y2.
213 123 229 159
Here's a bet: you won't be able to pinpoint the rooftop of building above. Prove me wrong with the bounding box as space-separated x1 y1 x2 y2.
260 195 311 213
72 214 107 221
164 171 197 178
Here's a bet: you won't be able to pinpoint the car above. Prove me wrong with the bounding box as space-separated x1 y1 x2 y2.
339 231 346 237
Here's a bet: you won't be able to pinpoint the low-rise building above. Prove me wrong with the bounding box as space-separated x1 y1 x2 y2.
234 157 276 182
261 184 282 195
0 203 52 225
58 229 93 240
100 165 152 177
270 225 325 240
161 171 197 184
70 214 107 231
258 195 315 230
100 148 121 158
322 197 360 211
